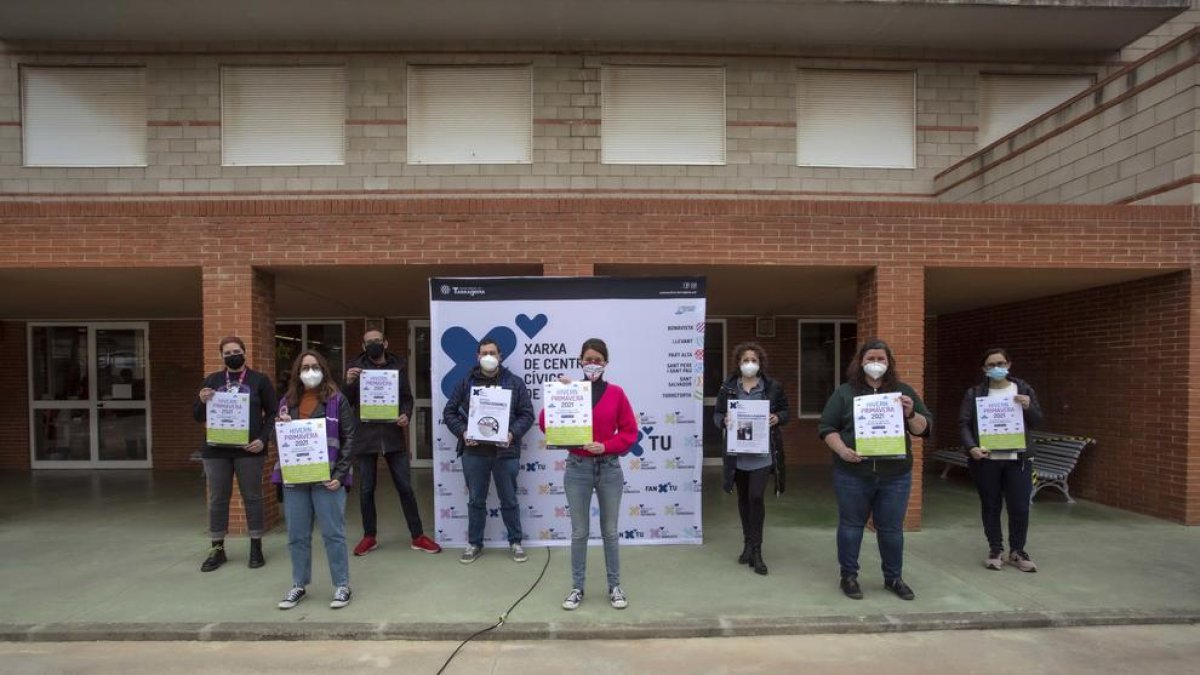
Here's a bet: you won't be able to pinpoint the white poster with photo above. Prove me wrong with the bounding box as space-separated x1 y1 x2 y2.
725 399 770 454
430 276 706 547
466 386 512 443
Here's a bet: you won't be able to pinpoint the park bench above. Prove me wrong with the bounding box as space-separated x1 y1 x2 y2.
931 431 1095 504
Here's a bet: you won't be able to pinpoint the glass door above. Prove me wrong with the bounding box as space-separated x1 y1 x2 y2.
408 320 432 467
29 322 152 469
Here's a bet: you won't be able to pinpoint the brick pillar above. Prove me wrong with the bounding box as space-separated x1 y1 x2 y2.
544 263 594 276
1187 269 1200 526
202 266 280 535
856 265 926 531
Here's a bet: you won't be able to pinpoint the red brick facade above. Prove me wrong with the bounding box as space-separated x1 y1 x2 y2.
1 197 1196 528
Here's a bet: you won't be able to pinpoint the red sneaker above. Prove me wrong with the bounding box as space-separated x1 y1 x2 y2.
353 536 378 556
411 534 442 554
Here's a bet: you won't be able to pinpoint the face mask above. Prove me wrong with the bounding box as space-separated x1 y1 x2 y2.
479 354 500 373
863 362 888 380
986 366 1009 380
300 369 323 389
740 362 760 378
365 342 386 360
583 363 605 381
223 353 245 370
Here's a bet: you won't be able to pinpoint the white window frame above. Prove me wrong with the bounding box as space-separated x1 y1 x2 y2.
703 318 728 467
405 65 534 165
408 319 433 468
21 65 148 168
796 319 857 420
601 64 727 165
796 68 916 169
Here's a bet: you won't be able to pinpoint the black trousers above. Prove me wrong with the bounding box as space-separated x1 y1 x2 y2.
969 457 1032 552
735 466 771 546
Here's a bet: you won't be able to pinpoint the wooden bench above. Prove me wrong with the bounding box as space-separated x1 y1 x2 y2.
932 431 1095 504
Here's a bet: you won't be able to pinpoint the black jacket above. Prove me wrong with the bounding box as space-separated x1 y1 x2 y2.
442 366 535 460
958 376 1044 458
343 351 415 455
193 368 277 460
714 373 791 495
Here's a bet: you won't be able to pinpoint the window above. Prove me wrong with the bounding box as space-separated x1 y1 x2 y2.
221 66 346 166
21 66 147 167
796 69 915 169
798 321 857 416
407 65 532 164
275 322 345 393
602 65 725 165
978 73 1093 147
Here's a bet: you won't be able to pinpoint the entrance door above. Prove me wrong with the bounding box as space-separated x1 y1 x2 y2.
29 323 152 468
408 320 432 467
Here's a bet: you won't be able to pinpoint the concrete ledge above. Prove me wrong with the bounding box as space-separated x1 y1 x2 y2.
3 608 1197 643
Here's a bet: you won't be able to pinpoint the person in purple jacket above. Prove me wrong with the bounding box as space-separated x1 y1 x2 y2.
272 351 357 610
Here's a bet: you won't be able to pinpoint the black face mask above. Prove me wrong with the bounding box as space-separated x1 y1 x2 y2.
223 353 245 370
365 343 386 359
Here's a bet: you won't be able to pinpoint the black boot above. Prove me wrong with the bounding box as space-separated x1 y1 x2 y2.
200 543 226 572
248 538 265 569
738 542 751 565
749 545 768 576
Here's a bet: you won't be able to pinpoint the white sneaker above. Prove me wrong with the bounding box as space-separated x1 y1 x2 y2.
277 586 306 610
459 545 482 564
511 543 528 563
609 585 628 609
562 588 583 611
330 585 352 609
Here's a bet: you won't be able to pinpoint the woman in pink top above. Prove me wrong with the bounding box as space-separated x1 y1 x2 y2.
539 338 638 611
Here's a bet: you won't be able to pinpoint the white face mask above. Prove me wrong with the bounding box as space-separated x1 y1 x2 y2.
740 362 760 378
300 369 324 389
479 354 500 373
582 363 605 381
863 362 888 380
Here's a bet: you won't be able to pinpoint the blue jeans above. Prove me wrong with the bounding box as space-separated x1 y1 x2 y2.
461 453 522 546
283 483 349 589
563 453 623 592
357 452 424 538
833 467 911 581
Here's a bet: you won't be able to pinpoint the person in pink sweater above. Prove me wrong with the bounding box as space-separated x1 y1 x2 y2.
539 338 638 611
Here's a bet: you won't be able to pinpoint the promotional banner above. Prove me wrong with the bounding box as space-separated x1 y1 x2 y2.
430 276 706 547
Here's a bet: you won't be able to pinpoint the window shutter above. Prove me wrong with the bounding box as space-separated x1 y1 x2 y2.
979 74 1093 147
407 65 532 164
22 66 147 167
602 66 725 165
796 69 915 169
221 66 345 166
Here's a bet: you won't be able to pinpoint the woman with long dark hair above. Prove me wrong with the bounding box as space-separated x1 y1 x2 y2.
818 338 931 601
272 350 358 610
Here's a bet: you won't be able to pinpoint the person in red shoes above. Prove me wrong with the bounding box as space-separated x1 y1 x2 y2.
344 328 441 556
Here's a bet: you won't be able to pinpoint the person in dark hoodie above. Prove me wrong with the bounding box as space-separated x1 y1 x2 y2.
442 337 535 565
713 342 790 576
193 336 277 573
959 347 1044 573
343 328 441 556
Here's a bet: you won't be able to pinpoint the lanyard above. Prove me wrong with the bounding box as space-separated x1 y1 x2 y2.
224 368 248 392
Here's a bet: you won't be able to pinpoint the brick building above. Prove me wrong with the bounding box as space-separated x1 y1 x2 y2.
2 0 1198 532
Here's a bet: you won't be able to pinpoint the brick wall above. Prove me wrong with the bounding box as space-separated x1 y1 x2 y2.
149 319 204 471
929 271 1196 524
0 43 1110 199
0 321 29 470
936 30 1198 205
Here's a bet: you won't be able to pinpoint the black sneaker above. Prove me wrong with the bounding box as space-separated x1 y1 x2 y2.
248 540 265 569
277 586 306 610
840 575 863 600
330 586 352 609
200 545 227 572
885 577 916 601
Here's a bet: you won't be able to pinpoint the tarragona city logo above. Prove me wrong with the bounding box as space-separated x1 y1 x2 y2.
628 503 657 517
439 506 468 520
538 528 569 541
664 503 696 516
627 458 658 471
538 482 567 495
